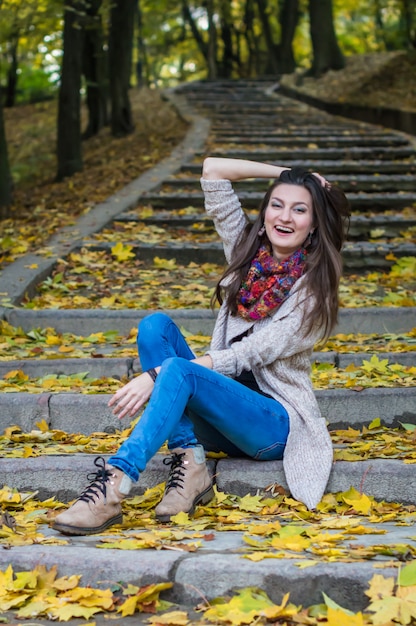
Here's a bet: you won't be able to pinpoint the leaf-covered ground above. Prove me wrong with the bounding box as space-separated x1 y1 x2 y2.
0 320 414 361
0 88 188 270
1 357 415 394
0 420 415 461
92 208 416 248
20 252 416 310
280 50 416 112
0 476 415 624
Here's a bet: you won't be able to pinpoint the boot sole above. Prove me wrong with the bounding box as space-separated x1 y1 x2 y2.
52 513 123 536
156 485 215 523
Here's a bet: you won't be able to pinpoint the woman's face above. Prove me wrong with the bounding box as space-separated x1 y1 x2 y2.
263 183 314 260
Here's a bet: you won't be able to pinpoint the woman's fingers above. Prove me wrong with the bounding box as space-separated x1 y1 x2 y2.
108 374 153 418
312 171 331 189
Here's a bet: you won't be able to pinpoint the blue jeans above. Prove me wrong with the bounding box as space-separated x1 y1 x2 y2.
108 313 289 482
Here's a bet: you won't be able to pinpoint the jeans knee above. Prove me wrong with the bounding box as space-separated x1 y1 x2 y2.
138 313 171 347
161 357 191 382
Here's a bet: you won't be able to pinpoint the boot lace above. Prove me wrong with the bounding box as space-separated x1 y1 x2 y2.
163 452 186 492
78 456 112 504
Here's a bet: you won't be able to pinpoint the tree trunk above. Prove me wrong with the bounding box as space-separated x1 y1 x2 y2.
206 0 217 79
109 0 136 137
136 0 148 87
5 36 19 108
373 0 385 47
279 0 300 74
182 0 208 63
219 0 234 78
243 0 257 76
0 89 12 218
401 0 416 48
256 0 280 74
57 0 85 181
308 0 344 77
82 0 108 139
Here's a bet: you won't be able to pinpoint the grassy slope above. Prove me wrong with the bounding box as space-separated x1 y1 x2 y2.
280 50 416 113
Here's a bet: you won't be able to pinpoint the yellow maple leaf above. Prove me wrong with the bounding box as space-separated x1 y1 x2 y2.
45 334 61 345
294 560 318 568
4 369 29 381
153 256 178 269
0 564 14 592
262 592 298 619
111 241 135 262
237 493 263 512
47 602 99 621
327 606 364 625
16 598 50 619
367 595 413 625
100 295 116 307
0 487 21 505
147 609 189 624
365 574 395 601
118 594 138 617
341 487 373 515
170 511 191 525
52 574 82 591
35 419 50 432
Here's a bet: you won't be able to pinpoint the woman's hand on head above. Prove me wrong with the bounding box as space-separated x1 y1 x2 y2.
311 172 331 189
108 373 154 420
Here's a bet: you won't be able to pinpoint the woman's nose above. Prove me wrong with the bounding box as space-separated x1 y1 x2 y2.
280 207 291 221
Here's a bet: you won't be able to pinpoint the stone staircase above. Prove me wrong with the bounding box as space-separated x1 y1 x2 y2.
0 80 415 611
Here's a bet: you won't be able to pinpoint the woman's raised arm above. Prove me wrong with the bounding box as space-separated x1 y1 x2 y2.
202 157 289 181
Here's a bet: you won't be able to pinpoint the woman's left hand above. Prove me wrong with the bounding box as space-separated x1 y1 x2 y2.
108 373 154 420
312 172 331 189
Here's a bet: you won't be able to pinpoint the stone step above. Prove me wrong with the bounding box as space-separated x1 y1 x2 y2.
159 174 416 193
80 240 416 269
212 120 387 134
211 134 410 147
0 527 409 613
4 306 415 336
141 189 416 212
210 126 410 138
0 350 414 382
1 386 414 436
119 210 416 239
205 145 416 161
0 452 415 506
209 111 364 122
182 160 416 175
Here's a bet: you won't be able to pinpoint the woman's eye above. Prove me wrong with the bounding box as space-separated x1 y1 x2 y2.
294 206 306 213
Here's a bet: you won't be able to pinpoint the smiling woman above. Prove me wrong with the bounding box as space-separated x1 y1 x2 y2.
52 157 350 537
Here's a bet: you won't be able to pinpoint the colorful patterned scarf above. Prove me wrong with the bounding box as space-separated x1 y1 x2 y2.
236 245 307 321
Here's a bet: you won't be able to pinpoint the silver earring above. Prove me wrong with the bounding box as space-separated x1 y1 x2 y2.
306 230 314 246
258 225 266 237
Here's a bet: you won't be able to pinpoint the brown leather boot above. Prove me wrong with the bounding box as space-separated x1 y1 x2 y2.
53 456 132 536
155 445 214 523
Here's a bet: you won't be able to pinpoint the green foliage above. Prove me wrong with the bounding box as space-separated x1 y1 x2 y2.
0 0 62 102
14 64 58 103
0 0 414 97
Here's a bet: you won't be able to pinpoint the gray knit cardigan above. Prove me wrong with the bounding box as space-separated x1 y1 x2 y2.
201 177 333 509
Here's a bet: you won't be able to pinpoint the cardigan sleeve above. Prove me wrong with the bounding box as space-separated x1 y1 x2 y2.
200 177 249 263
206 285 322 377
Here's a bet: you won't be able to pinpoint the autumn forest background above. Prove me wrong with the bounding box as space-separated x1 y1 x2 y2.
0 0 415 243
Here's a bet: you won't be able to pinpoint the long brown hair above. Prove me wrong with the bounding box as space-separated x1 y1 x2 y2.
212 168 350 340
